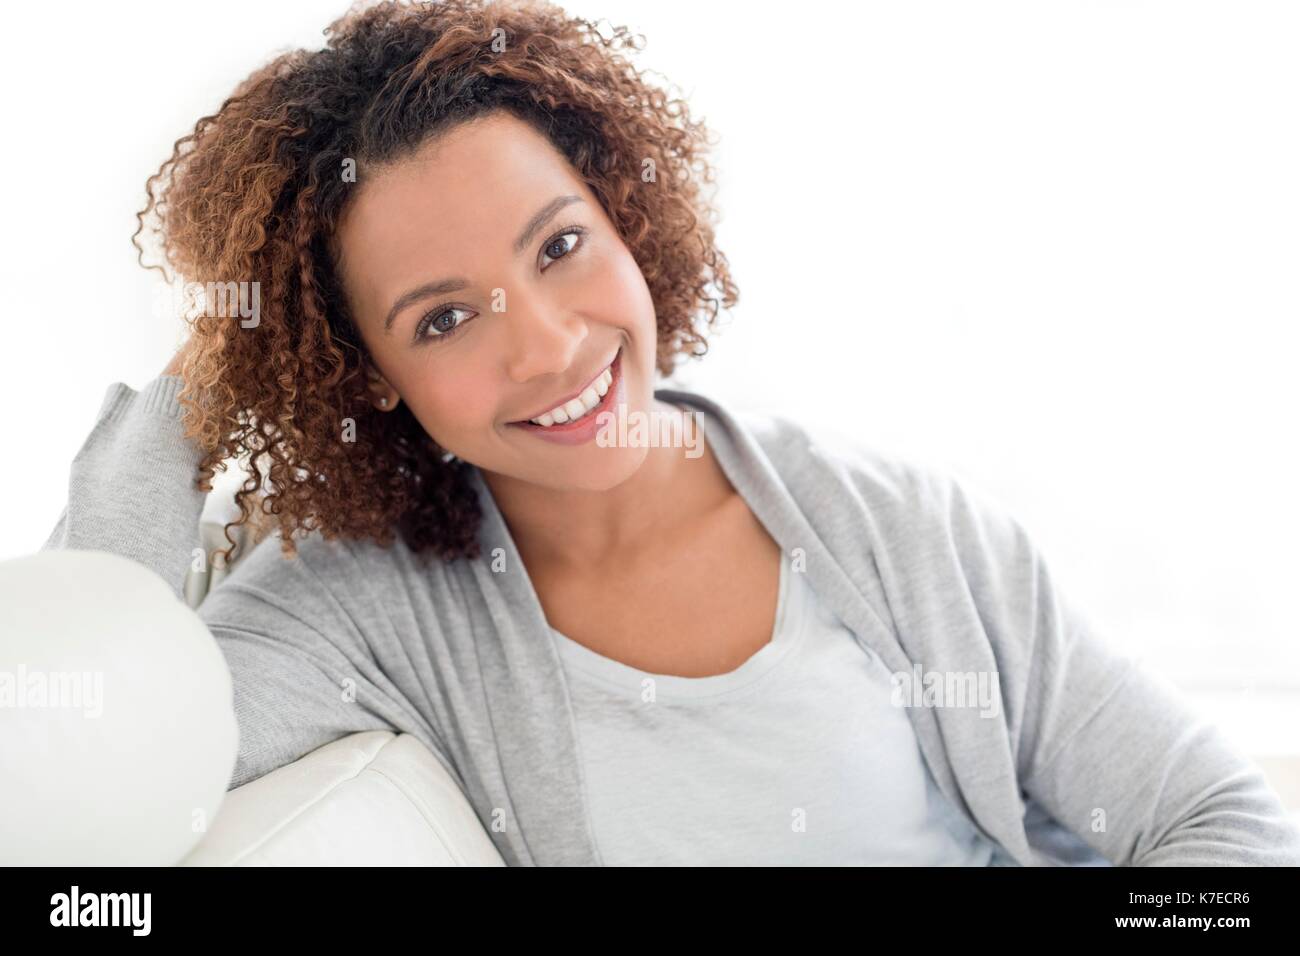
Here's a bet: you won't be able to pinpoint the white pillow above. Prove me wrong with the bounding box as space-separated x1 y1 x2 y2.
0 549 238 865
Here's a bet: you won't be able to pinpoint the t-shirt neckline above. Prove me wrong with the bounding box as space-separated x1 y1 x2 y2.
550 554 804 701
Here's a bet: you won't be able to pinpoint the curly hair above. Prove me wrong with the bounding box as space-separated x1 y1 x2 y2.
133 0 738 566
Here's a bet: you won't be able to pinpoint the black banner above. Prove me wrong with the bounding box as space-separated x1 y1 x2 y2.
1 864 1292 942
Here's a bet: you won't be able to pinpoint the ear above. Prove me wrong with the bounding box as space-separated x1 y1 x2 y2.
365 362 400 412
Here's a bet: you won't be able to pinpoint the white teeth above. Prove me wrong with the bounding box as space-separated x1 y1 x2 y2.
527 363 615 426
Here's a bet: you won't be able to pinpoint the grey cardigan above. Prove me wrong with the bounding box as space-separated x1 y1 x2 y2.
45 374 1300 866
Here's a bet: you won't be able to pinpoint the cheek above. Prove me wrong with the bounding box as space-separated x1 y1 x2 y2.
580 242 654 325
406 365 501 441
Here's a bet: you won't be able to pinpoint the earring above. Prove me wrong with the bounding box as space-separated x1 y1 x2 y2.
379 396 389 407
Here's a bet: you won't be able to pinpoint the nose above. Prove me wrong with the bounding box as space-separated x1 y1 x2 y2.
502 290 588 383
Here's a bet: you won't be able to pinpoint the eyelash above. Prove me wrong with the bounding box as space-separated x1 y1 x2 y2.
413 224 588 344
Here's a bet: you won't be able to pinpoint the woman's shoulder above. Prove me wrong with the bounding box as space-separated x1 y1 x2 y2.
705 397 1031 556
711 398 961 512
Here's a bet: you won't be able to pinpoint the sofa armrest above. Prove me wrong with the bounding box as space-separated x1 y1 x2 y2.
180 731 506 866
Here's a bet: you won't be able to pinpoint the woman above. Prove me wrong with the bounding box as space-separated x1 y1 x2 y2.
46 0 1300 866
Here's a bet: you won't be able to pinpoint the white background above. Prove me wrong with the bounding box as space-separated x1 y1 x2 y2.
1 1 1296 753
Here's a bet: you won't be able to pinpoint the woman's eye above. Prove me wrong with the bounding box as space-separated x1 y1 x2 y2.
541 229 583 268
416 306 473 342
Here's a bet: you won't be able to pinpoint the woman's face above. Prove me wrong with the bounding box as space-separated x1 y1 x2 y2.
334 109 659 491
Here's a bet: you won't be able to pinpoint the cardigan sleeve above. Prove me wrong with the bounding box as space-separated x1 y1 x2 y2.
938 472 1300 866
194 567 432 791
43 375 209 598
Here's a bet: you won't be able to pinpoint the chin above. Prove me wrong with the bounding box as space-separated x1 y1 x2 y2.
541 443 651 493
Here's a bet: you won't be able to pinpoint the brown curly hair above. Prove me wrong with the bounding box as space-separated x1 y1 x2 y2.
133 0 738 566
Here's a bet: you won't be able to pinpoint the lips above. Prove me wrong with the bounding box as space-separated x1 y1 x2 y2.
509 347 621 425
507 347 625 445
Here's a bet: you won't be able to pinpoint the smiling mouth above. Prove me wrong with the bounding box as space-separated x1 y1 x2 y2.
508 347 621 428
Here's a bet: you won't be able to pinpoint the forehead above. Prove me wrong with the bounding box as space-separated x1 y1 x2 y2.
335 112 584 310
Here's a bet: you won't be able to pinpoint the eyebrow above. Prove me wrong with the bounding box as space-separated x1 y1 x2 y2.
382 193 586 334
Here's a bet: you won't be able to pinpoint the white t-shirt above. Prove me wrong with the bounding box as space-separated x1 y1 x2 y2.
549 559 1019 866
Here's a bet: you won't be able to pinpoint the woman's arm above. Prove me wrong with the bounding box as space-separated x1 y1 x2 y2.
940 474 1300 866
196 574 437 791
